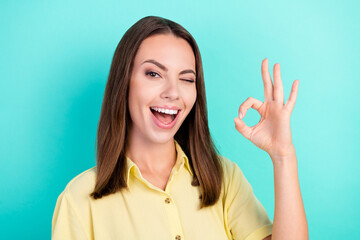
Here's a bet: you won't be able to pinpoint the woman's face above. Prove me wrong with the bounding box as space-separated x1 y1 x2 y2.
128 33 197 145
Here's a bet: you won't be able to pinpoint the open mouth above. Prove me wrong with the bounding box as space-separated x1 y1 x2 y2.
150 107 180 125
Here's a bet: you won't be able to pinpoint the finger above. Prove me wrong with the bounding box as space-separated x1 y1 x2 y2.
238 97 263 119
285 80 299 112
234 117 253 140
261 58 274 102
273 63 284 104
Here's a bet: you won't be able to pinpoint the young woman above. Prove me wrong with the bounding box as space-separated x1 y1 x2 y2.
52 16 308 240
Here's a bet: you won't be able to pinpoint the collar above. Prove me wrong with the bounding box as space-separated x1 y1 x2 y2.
125 140 193 190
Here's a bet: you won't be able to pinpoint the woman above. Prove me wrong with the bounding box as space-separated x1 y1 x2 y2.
52 16 308 240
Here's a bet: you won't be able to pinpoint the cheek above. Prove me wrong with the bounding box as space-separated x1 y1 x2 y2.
128 81 147 120
184 87 197 108
129 77 149 105
128 81 157 123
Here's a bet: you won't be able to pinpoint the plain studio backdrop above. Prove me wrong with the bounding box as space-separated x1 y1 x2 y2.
0 0 359 239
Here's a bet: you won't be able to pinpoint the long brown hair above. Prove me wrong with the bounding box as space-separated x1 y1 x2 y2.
90 16 223 209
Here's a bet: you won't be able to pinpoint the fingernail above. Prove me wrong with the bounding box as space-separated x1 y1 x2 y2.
239 113 243 119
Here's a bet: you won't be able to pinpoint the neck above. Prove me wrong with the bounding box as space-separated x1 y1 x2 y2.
125 129 177 175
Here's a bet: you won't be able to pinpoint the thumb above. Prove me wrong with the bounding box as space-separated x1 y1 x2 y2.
234 117 251 140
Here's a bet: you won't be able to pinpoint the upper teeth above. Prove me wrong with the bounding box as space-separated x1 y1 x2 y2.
151 107 178 115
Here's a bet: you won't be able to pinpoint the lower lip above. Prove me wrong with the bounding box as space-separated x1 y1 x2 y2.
150 109 181 129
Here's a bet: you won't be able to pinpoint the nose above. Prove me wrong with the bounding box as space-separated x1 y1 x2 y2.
160 77 180 100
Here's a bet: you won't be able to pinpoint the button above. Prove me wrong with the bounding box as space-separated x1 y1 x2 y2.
165 197 171 204
175 235 181 240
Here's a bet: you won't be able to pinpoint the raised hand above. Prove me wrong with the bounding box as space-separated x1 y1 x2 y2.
234 58 299 160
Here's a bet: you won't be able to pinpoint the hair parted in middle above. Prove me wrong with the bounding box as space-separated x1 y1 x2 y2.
90 15 224 209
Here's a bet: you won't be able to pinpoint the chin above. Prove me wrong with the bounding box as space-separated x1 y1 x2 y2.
147 131 176 144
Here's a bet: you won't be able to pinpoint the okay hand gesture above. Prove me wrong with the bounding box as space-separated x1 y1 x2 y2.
234 58 299 160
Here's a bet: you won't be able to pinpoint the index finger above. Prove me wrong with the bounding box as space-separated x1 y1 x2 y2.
261 58 274 102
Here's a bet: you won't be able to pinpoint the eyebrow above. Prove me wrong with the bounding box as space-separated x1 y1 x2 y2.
141 59 196 76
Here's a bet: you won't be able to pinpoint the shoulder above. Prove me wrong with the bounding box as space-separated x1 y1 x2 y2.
217 155 234 170
217 154 243 178
62 166 97 203
217 154 248 194
52 167 97 237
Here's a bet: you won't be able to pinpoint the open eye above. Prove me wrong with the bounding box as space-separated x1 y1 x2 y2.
145 71 160 78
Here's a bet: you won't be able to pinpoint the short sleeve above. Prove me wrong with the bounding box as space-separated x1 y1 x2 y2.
51 190 90 240
222 156 273 240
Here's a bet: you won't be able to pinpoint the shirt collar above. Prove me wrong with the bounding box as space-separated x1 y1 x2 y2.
125 140 193 189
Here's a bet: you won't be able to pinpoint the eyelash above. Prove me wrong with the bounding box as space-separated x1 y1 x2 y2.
145 71 195 83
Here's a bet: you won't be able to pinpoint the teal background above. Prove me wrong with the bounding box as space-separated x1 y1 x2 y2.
1 0 359 239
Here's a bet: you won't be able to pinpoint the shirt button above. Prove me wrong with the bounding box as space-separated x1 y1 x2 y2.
175 235 181 240
165 197 171 204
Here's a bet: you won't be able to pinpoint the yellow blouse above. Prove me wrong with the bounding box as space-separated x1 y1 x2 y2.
52 140 272 240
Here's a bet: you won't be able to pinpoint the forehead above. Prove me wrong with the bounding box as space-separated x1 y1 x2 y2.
134 34 195 70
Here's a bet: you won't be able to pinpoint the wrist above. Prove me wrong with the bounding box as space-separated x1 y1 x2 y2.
269 145 297 163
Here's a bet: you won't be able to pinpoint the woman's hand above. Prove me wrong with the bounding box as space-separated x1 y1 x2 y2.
234 58 299 160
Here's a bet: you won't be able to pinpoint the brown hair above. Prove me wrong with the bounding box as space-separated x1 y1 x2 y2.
90 16 223 209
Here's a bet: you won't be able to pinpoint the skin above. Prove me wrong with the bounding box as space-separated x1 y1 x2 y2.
125 32 308 238
125 33 197 187
234 59 309 239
